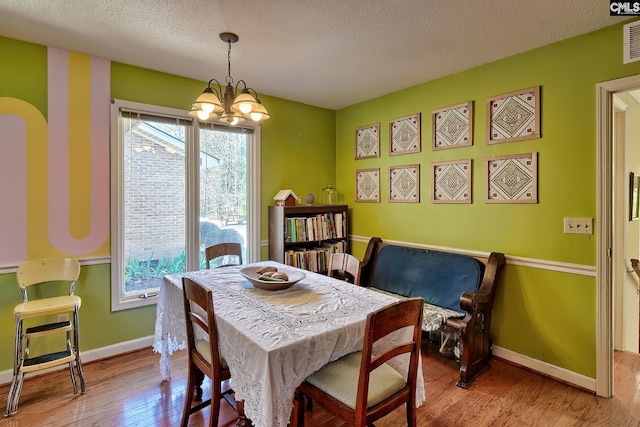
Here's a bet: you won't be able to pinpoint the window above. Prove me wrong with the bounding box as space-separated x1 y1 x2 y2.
199 123 249 265
110 99 261 311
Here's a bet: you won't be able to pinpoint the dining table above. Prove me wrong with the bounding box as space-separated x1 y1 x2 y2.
153 261 426 427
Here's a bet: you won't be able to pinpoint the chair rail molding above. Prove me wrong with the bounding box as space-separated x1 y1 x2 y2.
350 235 595 277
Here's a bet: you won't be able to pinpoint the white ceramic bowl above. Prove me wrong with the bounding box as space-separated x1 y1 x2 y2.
239 266 306 291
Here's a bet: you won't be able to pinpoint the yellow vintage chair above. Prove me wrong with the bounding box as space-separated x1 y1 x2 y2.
4 258 85 417
327 253 361 284
205 243 243 269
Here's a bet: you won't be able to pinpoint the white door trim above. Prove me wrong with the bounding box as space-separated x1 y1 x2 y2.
596 74 640 397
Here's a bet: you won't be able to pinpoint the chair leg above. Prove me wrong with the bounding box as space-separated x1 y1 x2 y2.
9 373 25 416
181 366 196 427
5 316 23 417
68 360 78 394
406 400 417 427
76 358 86 394
65 330 78 394
72 308 86 394
209 382 221 427
4 373 19 418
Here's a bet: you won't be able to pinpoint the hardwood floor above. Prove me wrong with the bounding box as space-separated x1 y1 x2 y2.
1 342 640 427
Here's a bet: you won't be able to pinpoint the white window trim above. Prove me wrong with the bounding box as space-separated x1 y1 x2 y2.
109 98 261 311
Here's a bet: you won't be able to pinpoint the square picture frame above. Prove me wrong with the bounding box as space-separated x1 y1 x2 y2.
432 159 472 204
355 123 380 159
432 101 473 150
487 86 540 144
389 113 421 155
630 172 640 221
355 168 380 202
485 152 538 203
389 164 420 203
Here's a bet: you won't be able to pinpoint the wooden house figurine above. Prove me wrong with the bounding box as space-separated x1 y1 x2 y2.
274 189 298 206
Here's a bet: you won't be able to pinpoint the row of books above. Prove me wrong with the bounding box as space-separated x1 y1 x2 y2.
284 241 347 273
284 212 345 243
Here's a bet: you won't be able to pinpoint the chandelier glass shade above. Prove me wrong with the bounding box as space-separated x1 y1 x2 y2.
190 33 270 125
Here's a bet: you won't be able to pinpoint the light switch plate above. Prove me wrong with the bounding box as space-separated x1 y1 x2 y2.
563 217 593 235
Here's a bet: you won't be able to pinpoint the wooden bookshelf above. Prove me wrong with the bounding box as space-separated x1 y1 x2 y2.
268 205 349 273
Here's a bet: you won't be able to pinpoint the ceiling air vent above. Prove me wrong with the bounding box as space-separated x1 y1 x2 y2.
624 20 640 64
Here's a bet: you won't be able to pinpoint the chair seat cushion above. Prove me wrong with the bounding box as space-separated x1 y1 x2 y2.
305 351 406 409
195 339 228 370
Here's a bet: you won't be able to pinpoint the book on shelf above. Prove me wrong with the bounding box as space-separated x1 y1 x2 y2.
284 212 344 243
284 240 346 273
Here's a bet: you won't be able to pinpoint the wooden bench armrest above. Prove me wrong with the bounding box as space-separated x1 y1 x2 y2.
359 236 382 285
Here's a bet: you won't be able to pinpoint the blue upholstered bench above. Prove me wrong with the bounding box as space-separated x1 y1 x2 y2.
359 237 505 388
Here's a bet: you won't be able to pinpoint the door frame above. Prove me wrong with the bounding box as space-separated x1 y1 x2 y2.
596 74 640 397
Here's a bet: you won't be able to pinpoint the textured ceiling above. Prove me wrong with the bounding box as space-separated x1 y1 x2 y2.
0 0 628 110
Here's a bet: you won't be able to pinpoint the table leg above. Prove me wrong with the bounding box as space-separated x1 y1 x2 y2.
235 400 253 427
193 368 204 401
290 389 305 427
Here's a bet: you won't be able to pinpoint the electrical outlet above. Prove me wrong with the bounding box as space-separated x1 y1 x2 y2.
57 313 69 323
563 217 593 235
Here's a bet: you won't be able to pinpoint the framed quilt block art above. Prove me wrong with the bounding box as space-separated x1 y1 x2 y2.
432 160 472 204
485 152 538 203
487 86 540 144
432 102 473 150
389 165 419 203
355 123 380 159
355 168 380 203
389 113 421 155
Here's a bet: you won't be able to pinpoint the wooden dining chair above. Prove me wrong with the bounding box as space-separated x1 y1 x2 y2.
5 258 85 417
327 253 361 284
181 277 236 427
205 243 243 269
292 297 424 427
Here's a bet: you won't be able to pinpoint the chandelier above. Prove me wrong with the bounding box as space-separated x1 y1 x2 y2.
190 32 270 125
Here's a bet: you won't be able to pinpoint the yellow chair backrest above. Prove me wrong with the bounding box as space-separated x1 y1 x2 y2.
17 258 80 290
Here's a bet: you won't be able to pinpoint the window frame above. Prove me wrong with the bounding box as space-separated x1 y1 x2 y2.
110 99 261 311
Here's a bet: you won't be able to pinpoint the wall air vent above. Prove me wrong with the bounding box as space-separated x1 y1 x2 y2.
624 20 640 64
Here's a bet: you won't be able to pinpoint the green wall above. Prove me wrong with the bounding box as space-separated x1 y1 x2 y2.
339 23 640 377
0 37 335 372
3 20 640 380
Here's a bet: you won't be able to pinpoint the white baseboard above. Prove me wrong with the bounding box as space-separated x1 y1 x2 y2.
0 336 595 393
0 335 154 386
492 345 596 392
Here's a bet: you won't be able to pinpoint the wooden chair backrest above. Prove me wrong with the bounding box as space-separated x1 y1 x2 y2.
181 277 223 379
205 243 243 269
356 297 424 424
327 253 361 284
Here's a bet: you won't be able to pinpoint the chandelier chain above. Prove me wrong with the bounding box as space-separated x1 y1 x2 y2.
226 39 233 85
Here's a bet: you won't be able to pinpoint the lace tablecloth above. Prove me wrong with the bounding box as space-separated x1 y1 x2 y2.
153 261 425 427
